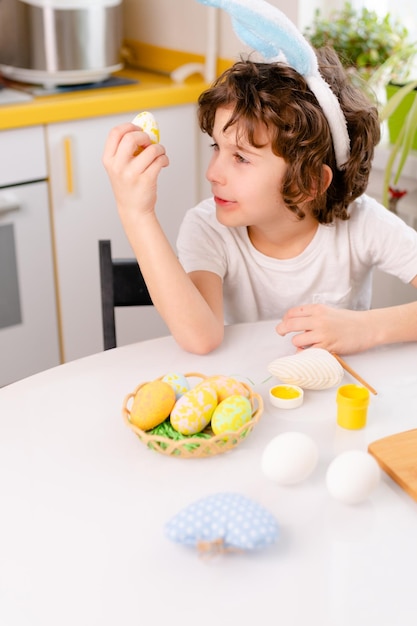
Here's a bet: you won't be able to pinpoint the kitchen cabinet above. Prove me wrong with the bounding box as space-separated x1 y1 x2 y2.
0 126 60 386
46 104 199 362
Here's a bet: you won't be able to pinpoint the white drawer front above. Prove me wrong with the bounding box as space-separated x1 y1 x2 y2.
0 126 47 186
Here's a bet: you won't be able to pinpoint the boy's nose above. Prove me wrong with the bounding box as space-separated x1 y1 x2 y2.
206 156 225 185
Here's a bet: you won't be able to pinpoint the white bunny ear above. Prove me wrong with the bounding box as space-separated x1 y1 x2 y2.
196 0 350 169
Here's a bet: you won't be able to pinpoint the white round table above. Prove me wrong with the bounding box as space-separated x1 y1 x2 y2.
1 321 416 626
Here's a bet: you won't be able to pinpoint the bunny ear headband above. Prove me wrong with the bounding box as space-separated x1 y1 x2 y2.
196 0 350 170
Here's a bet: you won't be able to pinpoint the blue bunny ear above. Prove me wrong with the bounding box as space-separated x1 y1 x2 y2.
197 0 318 76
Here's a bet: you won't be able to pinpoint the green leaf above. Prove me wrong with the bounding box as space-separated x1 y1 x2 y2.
383 125 404 207
380 80 417 121
393 95 417 183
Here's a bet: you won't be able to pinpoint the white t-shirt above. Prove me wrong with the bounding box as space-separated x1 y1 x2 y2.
176 194 417 324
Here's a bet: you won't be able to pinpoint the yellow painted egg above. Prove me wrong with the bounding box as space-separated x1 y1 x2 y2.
211 395 253 435
130 380 176 431
131 111 160 144
162 372 190 399
198 375 250 402
170 383 217 435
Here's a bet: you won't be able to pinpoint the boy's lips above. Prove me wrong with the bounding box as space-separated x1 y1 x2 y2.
214 195 236 207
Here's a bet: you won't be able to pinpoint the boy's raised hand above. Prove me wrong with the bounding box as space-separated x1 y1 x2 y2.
102 122 169 219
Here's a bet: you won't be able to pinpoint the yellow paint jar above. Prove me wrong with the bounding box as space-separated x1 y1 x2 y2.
336 384 370 430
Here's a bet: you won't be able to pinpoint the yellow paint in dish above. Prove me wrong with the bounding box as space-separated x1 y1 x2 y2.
271 385 302 400
269 384 304 410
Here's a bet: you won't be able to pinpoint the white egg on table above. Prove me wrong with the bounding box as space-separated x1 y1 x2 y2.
261 432 319 485
326 450 381 505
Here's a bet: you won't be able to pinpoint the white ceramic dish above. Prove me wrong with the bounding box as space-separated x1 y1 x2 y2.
269 384 304 409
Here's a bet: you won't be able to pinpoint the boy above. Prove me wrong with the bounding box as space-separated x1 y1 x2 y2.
103 49 417 355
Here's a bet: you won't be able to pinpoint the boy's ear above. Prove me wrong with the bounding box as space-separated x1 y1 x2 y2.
305 164 333 201
322 164 333 192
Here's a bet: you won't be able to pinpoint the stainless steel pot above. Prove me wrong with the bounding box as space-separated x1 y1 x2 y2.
0 0 123 86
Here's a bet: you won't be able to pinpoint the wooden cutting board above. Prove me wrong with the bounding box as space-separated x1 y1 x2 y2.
368 429 417 502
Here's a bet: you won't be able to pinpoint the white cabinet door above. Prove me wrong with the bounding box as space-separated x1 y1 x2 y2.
0 182 60 385
46 105 199 361
0 126 60 386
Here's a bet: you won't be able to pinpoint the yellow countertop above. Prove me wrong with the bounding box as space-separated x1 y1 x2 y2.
0 67 208 131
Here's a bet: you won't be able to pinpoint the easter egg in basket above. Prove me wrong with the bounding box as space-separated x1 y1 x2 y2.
170 383 218 435
197 375 250 402
211 395 253 435
130 380 176 430
161 372 190 399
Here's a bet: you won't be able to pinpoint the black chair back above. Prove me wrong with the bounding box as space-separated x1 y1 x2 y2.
99 240 152 350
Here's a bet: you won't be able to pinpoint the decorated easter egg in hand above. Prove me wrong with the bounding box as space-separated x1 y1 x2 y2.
166 492 279 554
170 383 217 435
131 111 160 144
211 395 252 435
130 380 176 431
199 375 250 401
162 372 190 400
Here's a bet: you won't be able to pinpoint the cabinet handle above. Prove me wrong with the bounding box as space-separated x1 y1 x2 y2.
0 192 19 215
63 136 74 195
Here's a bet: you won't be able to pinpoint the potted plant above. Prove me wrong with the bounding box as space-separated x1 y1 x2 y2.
304 2 417 209
304 2 411 92
379 78 417 207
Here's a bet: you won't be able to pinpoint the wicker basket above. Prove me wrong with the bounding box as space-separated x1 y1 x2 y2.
122 372 264 458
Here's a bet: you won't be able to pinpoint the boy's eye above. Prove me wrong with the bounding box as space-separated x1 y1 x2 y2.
234 152 249 164
209 143 249 164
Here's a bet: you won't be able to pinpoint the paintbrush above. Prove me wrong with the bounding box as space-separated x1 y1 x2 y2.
332 353 378 396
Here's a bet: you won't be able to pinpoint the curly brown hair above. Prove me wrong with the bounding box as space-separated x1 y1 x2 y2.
197 47 380 223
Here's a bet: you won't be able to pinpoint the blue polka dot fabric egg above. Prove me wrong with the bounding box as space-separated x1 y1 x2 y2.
165 493 279 554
